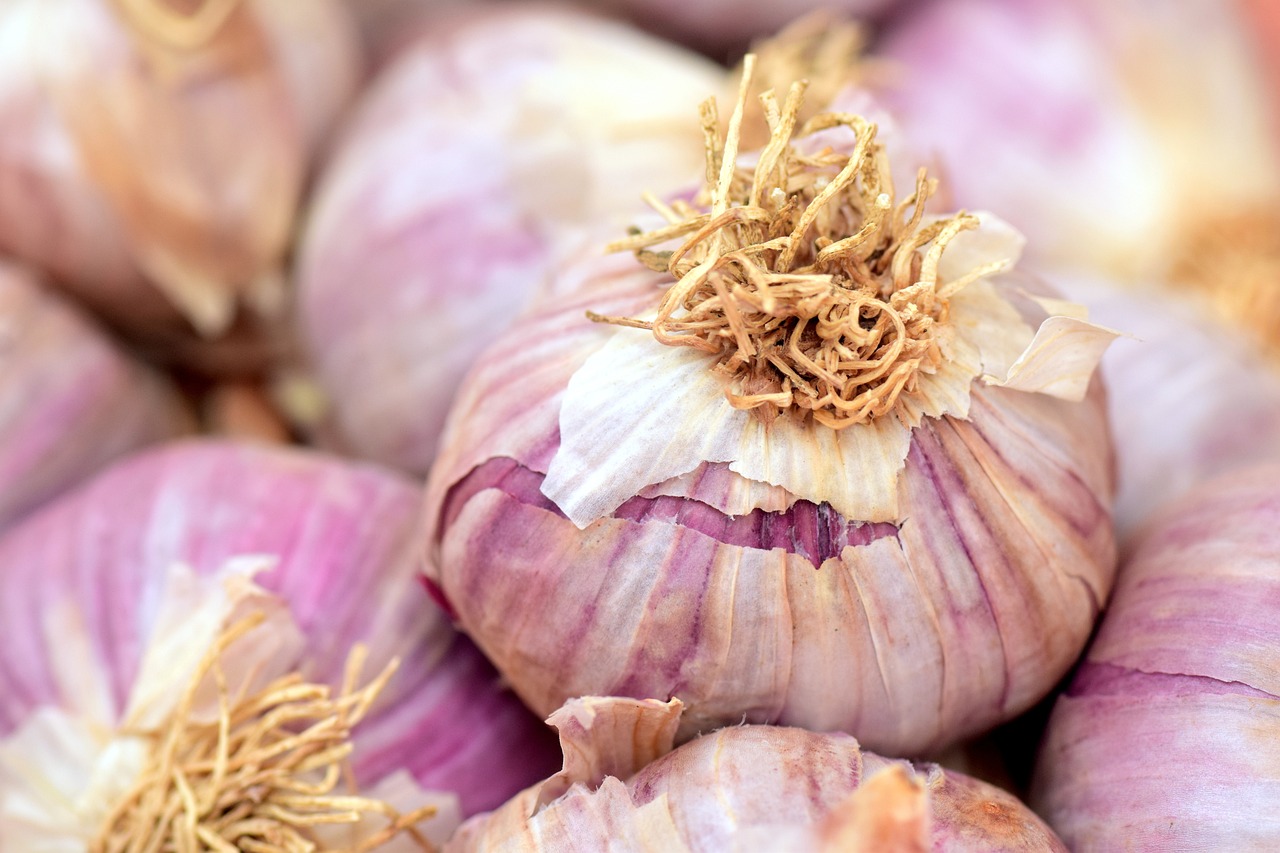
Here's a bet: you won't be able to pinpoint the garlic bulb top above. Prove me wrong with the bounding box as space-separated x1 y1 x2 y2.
0 0 361 341
297 4 722 474
451 696 1065 852
0 261 185 531
1032 466 1280 848
423 71 1118 756
0 439 560 850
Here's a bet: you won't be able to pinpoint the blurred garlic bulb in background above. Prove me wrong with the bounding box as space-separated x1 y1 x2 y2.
876 0 1280 289
1055 274 1280 545
0 0 360 363
423 74 1118 756
1033 467 1280 848
0 439 560 844
0 261 186 531
297 5 721 473
452 696 1065 851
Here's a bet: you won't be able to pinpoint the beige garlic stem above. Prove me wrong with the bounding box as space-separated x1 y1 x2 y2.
596 57 984 430
91 613 438 853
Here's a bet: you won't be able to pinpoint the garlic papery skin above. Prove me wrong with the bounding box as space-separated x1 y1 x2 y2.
296 4 721 474
422 83 1118 756
0 0 360 344
1031 467 1280 849
0 440 560 822
0 261 186 532
876 0 1280 286
450 696 1066 851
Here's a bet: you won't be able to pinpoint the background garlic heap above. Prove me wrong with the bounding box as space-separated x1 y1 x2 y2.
1 0 1278 849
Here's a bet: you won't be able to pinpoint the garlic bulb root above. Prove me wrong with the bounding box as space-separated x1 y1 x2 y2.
93 612 438 853
595 55 1003 430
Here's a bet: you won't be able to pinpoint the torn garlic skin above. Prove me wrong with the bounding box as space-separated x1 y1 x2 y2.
0 557 459 852
546 59 1117 529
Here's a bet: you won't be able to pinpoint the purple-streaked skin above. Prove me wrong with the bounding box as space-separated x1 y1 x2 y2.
0 440 559 815
0 0 360 350
0 262 185 531
1032 467 1280 849
297 4 720 474
451 708 1065 851
422 253 1117 758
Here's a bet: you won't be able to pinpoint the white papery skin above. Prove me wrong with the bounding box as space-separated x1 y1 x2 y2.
0 0 360 349
450 696 1066 852
297 4 720 473
0 440 560 834
876 0 1280 284
1032 467 1280 849
423 227 1117 755
0 261 184 531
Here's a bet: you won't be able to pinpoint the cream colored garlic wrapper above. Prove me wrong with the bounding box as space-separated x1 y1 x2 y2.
1032 467 1280 849
0 440 560 843
0 261 186 531
0 0 359 355
297 4 721 473
450 696 1065 851
423 74 1118 755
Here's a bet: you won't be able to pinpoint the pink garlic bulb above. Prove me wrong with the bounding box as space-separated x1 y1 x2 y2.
875 0 1279 285
0 0 361 346
297 4 721 473
0 440 559 826
583 0 901 52
0 261 185 531
1032 466 1280 848
1055 275 1280 546
423 83 1118 756
452 696 1065 851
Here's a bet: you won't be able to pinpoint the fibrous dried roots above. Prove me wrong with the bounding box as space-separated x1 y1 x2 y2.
596 56 1000 429
92 613 438 853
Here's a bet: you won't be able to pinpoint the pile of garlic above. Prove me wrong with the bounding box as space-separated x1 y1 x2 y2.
2 0 1278 849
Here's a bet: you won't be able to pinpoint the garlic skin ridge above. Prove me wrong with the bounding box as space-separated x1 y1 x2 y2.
423 245 1116 756
448 696 1066 852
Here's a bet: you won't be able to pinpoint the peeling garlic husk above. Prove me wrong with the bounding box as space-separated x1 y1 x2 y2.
451 696 1066 852
1031 466 1280 849
0 439 560 840
875 0 1280 291
422 91 1118 756
0 0 360 355
296 4 721 473
0 261 187 531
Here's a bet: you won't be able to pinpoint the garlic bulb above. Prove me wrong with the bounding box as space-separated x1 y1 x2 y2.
452 696 1065 851
1055 275 1280 546
0 439 560 845
876 0 1280 286
297 4 721 474
0 0 360 344
1032 466 1280 848
423 72 1118 756
0 261 186 531
583 0 898 53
